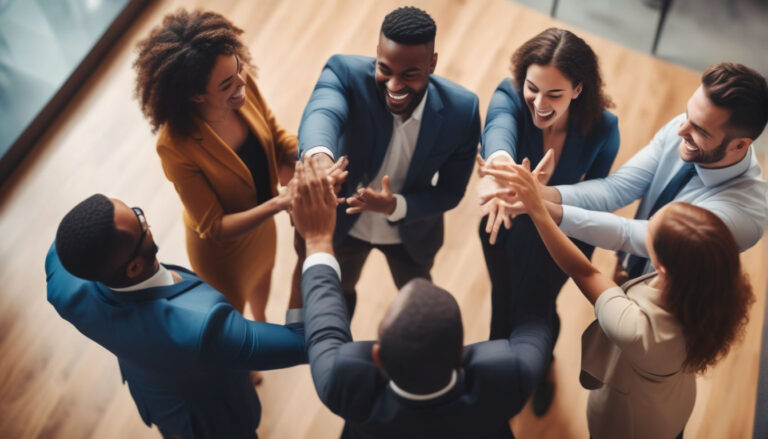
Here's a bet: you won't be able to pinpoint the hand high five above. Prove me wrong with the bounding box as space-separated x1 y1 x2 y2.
291 157 338 244
476 149 554 244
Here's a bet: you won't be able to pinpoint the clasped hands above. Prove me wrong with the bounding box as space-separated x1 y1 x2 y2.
476 149 554 244
293 153 397 216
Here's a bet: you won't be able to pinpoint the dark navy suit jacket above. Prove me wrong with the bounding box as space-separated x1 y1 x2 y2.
302 262 553 439
298 55 481 263
45 243 307 439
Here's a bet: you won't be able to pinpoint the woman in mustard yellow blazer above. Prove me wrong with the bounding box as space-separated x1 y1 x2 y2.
134 9 297 320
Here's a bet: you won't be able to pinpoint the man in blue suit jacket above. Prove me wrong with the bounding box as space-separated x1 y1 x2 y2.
46 194 307 439
290 160 553 438
298 7 481 316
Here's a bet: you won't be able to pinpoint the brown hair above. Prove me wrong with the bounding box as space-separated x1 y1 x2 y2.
701 63 768 140
133 9 254 138
511 28 613 137
652 202 754 374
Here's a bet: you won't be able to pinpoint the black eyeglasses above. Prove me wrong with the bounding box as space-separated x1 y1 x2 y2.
123 207 149 266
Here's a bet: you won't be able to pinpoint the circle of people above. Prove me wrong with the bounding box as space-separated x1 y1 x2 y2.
46 6 768 439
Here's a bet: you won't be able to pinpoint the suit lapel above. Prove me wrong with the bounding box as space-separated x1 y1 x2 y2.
192 116 255 191
404 83 443 190
369 76 394 185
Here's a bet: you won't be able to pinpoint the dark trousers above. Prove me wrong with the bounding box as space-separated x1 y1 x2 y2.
335 235 434 317
479 216 594 357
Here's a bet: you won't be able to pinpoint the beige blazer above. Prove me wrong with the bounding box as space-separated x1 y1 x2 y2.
581 273 696 439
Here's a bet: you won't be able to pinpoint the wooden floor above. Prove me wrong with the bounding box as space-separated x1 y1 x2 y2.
0 0 765 438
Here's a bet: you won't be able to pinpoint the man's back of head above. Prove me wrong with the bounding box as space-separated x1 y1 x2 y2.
56 194 125 282
375 279 463 395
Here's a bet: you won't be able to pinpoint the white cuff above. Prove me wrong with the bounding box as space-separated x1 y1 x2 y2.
303 146 334 161
486 150 514 163
387 194 407 222
285 308 304 324
557 204 582 234
302 252 341 280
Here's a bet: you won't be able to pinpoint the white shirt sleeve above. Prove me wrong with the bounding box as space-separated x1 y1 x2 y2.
559 205 650 257
387 194 407 222
302 146 335 161
285 309 304 324
302 252 341 280
486 150 514 163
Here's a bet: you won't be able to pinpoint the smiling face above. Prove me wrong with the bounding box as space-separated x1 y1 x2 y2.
195 53 247 112
522 63 581 130
677 85 748 168
375 34 436 118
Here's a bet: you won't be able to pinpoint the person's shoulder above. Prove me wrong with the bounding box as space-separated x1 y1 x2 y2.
326 54 375 73
601 109 619 127
430 74 478 103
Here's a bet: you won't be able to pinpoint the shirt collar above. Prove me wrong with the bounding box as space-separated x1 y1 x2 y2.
695 145 753 188
393 89 428 123
389 369 457 401
110 264 175 292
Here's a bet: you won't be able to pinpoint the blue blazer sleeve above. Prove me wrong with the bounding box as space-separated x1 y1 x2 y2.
583 111 620 180
301 263 359 414
198 304 307 370
401 95 480 223
298 54 351 157
481 78 522 160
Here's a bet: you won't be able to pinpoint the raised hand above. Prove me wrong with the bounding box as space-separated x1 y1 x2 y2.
291 157 338 244
345 176 397 215
326 156 349 193
484 160 548 221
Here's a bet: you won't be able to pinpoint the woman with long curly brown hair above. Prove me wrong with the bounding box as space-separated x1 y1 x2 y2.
477 27 619 414
485 159 754 439
134 9 313 324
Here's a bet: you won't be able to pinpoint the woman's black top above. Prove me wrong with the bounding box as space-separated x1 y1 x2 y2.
236 130 274 205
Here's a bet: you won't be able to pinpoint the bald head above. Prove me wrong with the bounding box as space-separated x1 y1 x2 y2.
377 279 463 394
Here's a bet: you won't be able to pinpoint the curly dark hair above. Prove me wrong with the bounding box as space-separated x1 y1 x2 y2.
511 28 613 136
653 202 754 374
133 9 253 138
381 6 436 45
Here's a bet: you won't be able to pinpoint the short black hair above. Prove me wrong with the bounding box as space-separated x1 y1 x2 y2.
55 194 120 280
378 279 463 394
380 7 436 45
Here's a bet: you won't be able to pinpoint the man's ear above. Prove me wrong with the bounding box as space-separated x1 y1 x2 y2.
372 343 384 371
429 52 438 74
729 136 752 153
125 258 144 280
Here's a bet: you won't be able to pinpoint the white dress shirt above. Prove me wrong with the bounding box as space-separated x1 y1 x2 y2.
556 113 767 274
306 91 428 245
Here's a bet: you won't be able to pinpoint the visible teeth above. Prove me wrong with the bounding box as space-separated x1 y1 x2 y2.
537 109 554 117
684 139 697 151
388 90 408 101
231 87 245 100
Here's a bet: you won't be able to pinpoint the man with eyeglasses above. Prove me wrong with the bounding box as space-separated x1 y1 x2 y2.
46 194 307 439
